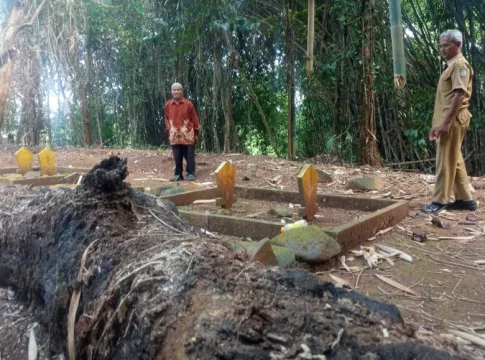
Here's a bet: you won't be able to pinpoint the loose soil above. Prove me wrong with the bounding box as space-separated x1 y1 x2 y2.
0 147 484 358
184 198 369 228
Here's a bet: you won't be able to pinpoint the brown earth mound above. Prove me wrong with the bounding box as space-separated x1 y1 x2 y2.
0 157 461 359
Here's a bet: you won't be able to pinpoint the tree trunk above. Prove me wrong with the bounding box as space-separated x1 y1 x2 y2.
285 0 296 160
0 0 47 135
222 33 234 154
359 0 381 166
0 157 460 359
306 0 315 77
0 1 25 134
79 83 94 146
212 39 221 153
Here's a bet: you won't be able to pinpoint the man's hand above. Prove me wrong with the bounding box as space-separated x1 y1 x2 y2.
429 122 451 141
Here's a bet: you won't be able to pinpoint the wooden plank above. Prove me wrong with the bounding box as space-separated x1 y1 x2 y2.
235 186 395 211
57 167 92 174
332 201 409 251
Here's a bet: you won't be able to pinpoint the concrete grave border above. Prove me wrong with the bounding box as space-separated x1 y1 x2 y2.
162 186 409 251
0 166 91 186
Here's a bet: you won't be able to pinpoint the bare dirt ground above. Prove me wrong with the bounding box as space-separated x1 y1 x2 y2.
0 146 484 358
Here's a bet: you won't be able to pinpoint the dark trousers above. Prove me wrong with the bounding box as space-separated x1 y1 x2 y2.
172 144 195 175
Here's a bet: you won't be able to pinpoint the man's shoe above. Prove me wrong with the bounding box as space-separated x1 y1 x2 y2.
422 202 447 214
170 174 184 182
446 199 477 211
187 173 196 181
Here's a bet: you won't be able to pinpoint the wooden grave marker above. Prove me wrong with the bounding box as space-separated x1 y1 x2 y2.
297 164 319 221
15 147 34 175
215 161 237 208
38 148 56 176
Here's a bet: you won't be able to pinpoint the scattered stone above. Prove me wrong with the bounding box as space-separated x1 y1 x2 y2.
269 206 293 218
244 164 257 181
161 186 185 196
272 245 296 268
230 240 295 267
316 169 333 183
270 226 341 264
472 180 485 190
24 171 41 179
249 238 277 266
197 161 208 166
147 186 172 196
346 177 384 191
216 208 232 216
230 239 277 266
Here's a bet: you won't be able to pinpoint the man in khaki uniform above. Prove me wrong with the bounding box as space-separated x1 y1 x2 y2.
423 30 477 213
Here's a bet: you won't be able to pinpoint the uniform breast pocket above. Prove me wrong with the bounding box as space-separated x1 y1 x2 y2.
439 71 452 93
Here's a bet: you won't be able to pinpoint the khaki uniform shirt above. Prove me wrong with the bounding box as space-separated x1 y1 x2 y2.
432 53 473 128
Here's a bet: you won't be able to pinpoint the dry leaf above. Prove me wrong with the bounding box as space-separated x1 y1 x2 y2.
376 227 393 236
438 236 476 241
375 274 420 296
329 274 353 289
441 269 452 273
375 244 413 263
340 256 351 273
420 174 436 183
473 260 485 265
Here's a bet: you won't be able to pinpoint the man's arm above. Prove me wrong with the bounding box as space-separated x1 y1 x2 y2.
429 89 465 139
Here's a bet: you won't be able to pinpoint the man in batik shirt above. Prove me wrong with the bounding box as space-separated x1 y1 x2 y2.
164 83 200 181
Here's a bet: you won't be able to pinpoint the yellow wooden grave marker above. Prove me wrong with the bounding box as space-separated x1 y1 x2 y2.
297 164 319 221
38 148 56 176
15 147 33 175
215 161 237 208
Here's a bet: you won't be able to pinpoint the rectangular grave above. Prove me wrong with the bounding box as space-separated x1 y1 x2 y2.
161 186 409 251
0 167 91 186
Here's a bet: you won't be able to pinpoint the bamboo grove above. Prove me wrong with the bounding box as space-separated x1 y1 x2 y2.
0 0 484 174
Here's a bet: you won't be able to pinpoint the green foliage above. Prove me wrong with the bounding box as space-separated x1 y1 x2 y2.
2 0 485 173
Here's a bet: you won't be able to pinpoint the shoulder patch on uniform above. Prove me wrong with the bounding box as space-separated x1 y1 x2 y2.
460 68 467 77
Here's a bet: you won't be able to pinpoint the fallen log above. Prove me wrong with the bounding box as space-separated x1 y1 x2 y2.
0 157 460 359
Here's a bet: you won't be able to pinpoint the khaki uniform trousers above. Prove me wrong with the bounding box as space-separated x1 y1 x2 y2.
433 120 472 204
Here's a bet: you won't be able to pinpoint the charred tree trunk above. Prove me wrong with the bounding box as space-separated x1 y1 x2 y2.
359 0 381 166
0 157 461 360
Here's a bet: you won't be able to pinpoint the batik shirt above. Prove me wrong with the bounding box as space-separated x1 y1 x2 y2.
164 98 200 145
